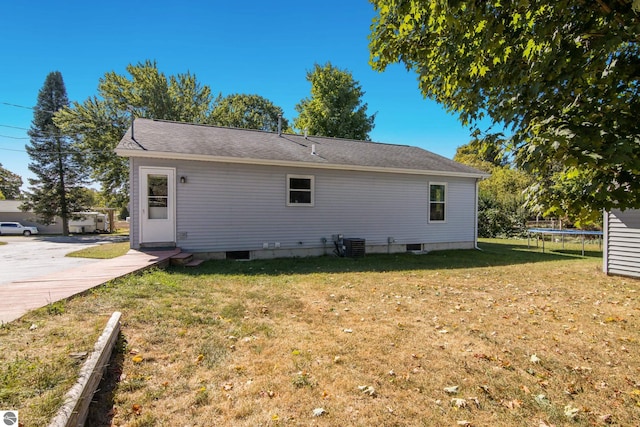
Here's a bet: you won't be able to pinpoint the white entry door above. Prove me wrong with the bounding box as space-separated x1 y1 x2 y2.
140 167 176 245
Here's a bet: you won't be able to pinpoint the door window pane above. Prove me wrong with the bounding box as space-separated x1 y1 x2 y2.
148 174 168 219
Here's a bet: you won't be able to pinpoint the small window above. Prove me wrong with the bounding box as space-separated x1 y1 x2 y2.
287 174 314 206
429 182 446 222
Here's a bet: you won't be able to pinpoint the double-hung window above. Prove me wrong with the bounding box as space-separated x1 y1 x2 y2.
429 182 446 222
287 174 314 206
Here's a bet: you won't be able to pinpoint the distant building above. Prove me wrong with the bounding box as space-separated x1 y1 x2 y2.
0 200 63 234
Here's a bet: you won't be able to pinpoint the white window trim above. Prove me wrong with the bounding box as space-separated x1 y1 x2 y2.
286 174 315 207
428 181 447 223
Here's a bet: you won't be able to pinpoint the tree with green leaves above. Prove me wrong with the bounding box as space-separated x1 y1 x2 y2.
209 93 289 132
23 71 89 235
55 60 214 207
453 132 508 172
369 1 640 223
294 62 375 140
454 141 533 237
0 163 23 199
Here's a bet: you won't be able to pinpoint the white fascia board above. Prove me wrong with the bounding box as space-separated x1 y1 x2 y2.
115 148 490 179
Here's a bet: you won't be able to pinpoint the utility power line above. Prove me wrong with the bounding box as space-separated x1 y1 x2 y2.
1 101 58 114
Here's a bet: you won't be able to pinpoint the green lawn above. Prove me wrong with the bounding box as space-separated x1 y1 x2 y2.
65 241 130 259
3 239 638 426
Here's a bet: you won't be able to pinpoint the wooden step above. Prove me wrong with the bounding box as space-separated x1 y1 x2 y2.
185 259 204 267
170 252 193 266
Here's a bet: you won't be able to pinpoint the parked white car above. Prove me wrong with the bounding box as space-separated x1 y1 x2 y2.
0 222 39 236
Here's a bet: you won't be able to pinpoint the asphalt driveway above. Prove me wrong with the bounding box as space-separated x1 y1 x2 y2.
0 235 129 285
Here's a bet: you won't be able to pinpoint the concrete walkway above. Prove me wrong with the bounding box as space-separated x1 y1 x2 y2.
0 249 180 324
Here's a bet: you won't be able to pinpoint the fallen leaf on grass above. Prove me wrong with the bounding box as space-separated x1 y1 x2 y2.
358 385 376 396
132 403 142 415
564 404 580 419
260 390 276 398
534 394 550 407
312 408 327 417
501 399 522 409
444 385 459 394
599 414 613 424
195 354 204 364
473 353 493 361
131 355 143 363
451 398 467 408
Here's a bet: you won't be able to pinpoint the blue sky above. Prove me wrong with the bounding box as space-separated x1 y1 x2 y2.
0 0 476 191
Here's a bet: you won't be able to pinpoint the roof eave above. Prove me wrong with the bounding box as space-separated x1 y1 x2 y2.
115 148 490 179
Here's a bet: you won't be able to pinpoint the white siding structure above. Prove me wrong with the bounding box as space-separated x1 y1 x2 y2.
0 200 63 234
604 209 640 278
118 119 488 259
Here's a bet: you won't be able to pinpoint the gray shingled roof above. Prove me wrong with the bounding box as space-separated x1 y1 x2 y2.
115 118 487 177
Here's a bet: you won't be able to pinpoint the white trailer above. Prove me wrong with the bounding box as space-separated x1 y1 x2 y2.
69 212 110 234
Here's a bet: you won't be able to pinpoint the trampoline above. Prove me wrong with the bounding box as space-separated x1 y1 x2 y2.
527 228 603 256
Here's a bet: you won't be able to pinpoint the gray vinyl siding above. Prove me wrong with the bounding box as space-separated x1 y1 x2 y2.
605 209 640 278
130 158 478 253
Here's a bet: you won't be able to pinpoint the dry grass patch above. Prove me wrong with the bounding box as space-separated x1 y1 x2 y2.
2 239 639 426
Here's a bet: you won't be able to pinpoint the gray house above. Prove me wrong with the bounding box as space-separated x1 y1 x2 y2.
603 209 640 278
115 118 488 259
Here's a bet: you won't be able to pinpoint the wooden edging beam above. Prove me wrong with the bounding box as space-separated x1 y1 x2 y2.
48 311 122 427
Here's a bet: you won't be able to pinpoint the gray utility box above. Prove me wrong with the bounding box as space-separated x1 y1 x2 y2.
343 238 365 258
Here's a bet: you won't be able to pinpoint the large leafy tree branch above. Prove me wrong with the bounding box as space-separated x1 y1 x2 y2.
370 0 640 222
55 60 214 207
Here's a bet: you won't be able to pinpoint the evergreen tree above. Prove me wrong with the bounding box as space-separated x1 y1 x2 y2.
23 71 88 235
294 63 375 140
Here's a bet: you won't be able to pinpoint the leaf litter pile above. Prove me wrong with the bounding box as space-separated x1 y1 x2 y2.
1 240 639 426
